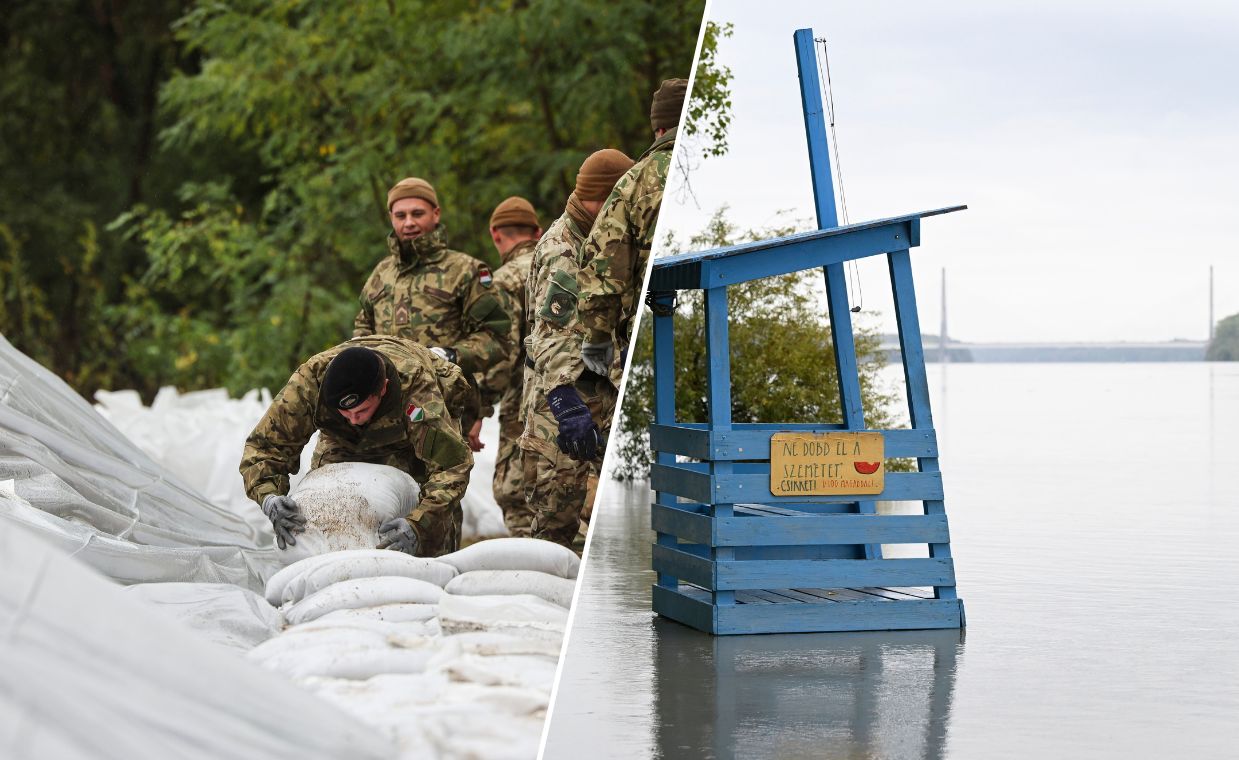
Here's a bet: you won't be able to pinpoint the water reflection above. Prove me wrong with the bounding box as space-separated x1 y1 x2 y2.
652 621 964 760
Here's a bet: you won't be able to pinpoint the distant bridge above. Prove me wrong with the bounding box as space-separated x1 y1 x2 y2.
879 338 1208 363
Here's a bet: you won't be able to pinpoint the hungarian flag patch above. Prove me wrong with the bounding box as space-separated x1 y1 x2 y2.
478 265 493 287
405 403 425 422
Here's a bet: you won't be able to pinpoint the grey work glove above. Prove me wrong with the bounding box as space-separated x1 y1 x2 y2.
429 346 458 365
377 517 419 556
581 340 614 376
261 494 307 550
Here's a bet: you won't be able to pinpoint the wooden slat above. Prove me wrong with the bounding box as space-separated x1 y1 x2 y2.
714 597 963 635
716 470 943 504
716 513 949 547
716 557 954 591
648 424 712 459
652 584 715 634
650 503 713 545
651 544 714 589
649 463 712 503
650 425 938 461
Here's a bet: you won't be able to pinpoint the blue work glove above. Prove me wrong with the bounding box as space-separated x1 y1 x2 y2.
580 340 614 376
548 385 601 461
377 517 419 556
261 494 307 550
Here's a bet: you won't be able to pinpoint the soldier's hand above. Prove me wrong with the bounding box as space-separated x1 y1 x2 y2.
467 418 485 452
261 494 307 550
548 385 601 461
581 340 614 376
430 346 458 365
377 517 419 556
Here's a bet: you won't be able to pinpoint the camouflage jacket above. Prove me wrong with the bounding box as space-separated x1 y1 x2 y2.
526 206 593 401
240 335 477 522
479 238 537 419
566 127 675 388
353 227 513 381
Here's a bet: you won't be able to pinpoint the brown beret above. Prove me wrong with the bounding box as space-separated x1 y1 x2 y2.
575 149 635 202
650 77 688 132
387 177 439 210
489 196 540 229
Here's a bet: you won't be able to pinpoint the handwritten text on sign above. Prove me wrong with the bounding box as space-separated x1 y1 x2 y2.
769 432 885 496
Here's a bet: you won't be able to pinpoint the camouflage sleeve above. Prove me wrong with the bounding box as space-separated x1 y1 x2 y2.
239 366 320 504
534 246 591 391
477 263 526 416
405 404 474 549
452 262 514 382
576 179 661 346
429 351 482 435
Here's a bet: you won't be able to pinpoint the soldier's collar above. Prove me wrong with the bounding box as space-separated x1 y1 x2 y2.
642 126 677 159
372 356 403 421
388 226 449 266
500 238 537 266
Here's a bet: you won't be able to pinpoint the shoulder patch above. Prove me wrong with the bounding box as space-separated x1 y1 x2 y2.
478 265 493 287
406 403 425 422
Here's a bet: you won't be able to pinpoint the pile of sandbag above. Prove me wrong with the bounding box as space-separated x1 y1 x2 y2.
238 539 579 759
93 387 508 542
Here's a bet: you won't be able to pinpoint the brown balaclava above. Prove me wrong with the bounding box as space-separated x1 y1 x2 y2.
574 149 636 201
650 77 688 133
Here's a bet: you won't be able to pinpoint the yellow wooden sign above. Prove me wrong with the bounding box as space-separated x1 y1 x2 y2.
769 432 885 496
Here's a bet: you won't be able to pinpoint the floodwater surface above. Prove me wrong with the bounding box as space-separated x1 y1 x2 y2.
542 363 1239 759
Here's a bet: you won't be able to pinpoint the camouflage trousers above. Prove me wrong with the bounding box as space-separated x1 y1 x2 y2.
493 391 530 537
312 436 462 557
519 372 615 549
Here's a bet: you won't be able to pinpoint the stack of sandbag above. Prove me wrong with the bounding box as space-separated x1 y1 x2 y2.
278 463 417 561
244 539 581 759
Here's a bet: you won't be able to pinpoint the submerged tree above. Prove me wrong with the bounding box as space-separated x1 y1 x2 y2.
613 209 901 481
1207 313 1239 361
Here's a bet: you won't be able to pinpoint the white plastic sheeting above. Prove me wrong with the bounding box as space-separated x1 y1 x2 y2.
0 335 281 592
0 517 395 760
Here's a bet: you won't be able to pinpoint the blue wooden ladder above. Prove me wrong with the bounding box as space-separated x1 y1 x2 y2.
647 28 966 635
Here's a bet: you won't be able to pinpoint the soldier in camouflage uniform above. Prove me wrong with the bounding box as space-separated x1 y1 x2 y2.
541 79 685 484
521 149 634 548
481 196 542 536
240 335 478 557
354 177 513 425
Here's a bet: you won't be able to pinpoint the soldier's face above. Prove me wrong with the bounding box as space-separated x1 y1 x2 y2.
339 379 388 426
390 198 440 241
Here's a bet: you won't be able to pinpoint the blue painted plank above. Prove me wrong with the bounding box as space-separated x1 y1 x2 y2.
716 557 954 591
651 295 678 589
651 544 715 589
652 584 716 634
700 222 917 290
714 513 949 547
646 424 938 460
888 250 934 431
715 597 963 634
649 463 713 504
794 27 839 230
651 503 714 545
717 470 943 504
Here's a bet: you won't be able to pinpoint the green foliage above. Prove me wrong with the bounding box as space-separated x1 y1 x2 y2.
613 209 903 481
2 0 705 398
684 21 733 158
1207 313 1239 361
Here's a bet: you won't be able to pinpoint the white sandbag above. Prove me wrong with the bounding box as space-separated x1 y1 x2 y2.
441 653 559 690
283 616 440 643
256 640 436 680
124 582 282 651
435 631 562 659
316 603 439 625
283 576 444 626
437 593 568 640
279 462 418 561
444 570 577 609
461 414 508 539
438 537 580 579
265 549 457 606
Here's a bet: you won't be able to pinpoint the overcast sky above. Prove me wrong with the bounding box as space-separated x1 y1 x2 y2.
659 0 1239 343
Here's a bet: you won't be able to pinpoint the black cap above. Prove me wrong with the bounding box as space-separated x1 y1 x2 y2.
322 347 385 410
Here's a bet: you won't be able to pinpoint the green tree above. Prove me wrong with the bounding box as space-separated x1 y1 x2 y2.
683 21 733 158
613 209 901 481
1207 313 1239 360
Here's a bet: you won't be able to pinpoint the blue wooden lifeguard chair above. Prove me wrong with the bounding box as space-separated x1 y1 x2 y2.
646 29 966 635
